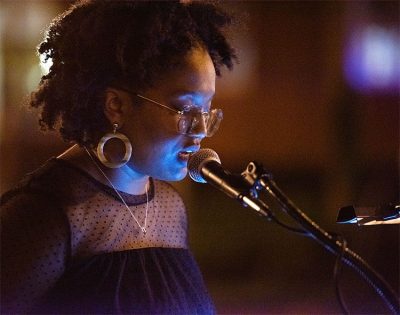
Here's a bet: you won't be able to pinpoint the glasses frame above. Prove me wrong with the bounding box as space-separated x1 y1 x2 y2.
136 94 186 115
116 87 222 137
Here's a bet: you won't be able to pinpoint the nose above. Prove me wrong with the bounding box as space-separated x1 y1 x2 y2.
193 137 202 146
189 114 207 139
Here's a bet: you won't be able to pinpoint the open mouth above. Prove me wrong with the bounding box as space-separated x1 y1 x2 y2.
178 150 194 160
178 146 200 161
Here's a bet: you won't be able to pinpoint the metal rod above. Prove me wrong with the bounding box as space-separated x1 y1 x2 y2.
259 176 399 314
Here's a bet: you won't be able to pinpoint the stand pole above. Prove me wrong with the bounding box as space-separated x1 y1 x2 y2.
258 176 399 314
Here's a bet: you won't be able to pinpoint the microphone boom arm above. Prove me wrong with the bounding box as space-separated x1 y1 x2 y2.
240 161 399 314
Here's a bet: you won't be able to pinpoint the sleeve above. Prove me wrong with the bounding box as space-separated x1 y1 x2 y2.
1 191 70 313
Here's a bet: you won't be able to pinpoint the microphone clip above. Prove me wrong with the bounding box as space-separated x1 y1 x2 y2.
241 161 273 196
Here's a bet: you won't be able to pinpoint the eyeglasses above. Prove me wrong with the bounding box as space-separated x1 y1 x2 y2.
118 88 223 137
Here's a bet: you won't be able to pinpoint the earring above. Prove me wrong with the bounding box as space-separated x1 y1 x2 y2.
96 123 132 168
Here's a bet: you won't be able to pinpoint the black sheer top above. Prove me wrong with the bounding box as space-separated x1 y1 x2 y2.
1 158 214 314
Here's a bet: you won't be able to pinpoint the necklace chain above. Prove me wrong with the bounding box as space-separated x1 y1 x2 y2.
84 147 149 234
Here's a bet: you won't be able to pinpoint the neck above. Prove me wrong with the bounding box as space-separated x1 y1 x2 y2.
58 145 150 195
103 163 150 195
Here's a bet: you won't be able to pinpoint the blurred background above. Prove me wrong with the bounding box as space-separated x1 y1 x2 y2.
0 1 399 314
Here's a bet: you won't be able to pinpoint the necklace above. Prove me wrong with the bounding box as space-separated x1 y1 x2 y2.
84 147 149 234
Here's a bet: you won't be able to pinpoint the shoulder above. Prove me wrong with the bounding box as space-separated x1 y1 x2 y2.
2 159 63 213
1 157 108 210
1 159 73 240
1 186 67 223
1 176 71 246
1 158 70 204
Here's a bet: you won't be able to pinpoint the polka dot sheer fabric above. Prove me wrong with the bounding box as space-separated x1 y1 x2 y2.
1 159 214 314
66 175 188 258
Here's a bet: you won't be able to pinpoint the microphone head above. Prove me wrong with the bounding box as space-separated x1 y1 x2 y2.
188 148 221 183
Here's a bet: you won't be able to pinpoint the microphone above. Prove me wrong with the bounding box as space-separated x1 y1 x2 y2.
188 148 221 183
188 148 268 215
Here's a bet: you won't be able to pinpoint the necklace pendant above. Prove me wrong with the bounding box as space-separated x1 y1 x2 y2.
141 227 147 234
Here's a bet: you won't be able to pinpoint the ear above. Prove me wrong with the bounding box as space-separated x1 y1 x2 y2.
103 88 129 127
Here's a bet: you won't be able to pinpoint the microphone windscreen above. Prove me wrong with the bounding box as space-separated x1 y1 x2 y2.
188 148 221 183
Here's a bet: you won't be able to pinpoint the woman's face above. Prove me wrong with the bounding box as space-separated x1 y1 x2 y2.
120 47 216 181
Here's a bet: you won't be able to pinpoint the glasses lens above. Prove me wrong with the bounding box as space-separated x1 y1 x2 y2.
177 112 202 135
205 109 223 137
177 116 191 134
177 109 223 137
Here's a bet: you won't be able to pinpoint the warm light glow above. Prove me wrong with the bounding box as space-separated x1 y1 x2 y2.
26 54 53 91
26 64 42 92
0 6 4 144
39 54 52 75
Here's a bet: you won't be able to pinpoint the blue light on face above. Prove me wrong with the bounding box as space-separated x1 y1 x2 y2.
174 92 213 112
344 25 400 93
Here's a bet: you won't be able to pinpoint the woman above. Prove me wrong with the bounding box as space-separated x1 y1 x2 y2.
0 1 236 313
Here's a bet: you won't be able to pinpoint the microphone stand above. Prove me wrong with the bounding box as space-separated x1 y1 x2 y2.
237 161 399 314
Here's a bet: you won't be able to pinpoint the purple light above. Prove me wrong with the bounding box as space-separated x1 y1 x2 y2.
344 25 400 93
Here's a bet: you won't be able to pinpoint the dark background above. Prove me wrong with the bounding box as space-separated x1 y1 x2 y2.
1 1 398 314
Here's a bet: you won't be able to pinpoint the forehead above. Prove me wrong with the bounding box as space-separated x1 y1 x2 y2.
147 47 216 101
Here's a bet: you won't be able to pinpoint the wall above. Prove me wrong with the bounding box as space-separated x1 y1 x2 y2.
1 1 398 313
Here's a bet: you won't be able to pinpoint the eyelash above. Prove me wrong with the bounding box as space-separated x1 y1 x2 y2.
171 102 193 112
172 100 212 113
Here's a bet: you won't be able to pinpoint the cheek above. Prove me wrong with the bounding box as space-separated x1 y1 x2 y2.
125 116 186 178
130 136 182 168
134 108 178 134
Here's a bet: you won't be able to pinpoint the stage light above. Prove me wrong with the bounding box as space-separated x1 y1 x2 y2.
344 25 400 93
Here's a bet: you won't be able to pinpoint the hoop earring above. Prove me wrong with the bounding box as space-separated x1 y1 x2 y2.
96 123 132 168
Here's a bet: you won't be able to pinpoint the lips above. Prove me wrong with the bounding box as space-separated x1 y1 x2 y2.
178 152 191 160
178 145 200 161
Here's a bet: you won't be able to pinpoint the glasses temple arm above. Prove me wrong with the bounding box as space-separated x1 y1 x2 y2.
136 94 183 114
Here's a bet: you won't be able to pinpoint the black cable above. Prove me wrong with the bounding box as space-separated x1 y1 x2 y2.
331 233 350 315
340 254 400 314
257 198 309 236
240 165 399 313
262 196 350 315
268 212 309 236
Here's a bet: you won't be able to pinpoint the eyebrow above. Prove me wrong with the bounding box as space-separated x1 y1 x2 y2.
170 91 215 104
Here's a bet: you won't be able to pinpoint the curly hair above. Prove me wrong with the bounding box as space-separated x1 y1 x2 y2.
30 0 237 146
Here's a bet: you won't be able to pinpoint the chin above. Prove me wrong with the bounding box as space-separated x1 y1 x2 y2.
174 169 188 181
158 167 188 182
